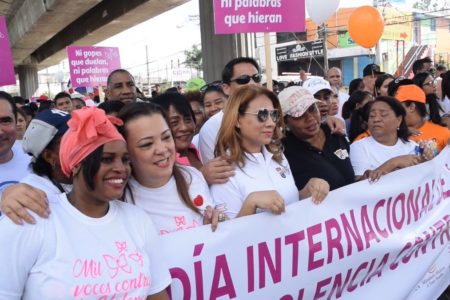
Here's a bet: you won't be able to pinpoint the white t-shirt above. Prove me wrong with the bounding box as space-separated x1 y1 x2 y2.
0 142 31 198
21 173 72 198
191 133 200 150
337 90 350 120
209 147 299 218
198 110 223 163
126 166 214 235
440 96 450 115
0 193 171 299
350 136 418 176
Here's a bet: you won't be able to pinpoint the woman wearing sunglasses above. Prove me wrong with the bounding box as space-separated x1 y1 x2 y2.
210 85 329 219
0 107 171 299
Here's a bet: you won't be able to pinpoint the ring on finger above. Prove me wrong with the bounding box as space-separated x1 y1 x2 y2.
218 213 226 222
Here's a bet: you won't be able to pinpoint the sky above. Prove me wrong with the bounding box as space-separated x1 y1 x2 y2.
93 0 418 72
95 0 381 71
32 0 424 94
96 0 201 77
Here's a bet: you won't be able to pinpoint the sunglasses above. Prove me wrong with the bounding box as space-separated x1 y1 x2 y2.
243 108 280 123
230 74 262 85
200 80 223 93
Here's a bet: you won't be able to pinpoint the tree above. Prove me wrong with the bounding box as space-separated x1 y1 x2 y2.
184 44 202 76
412 0 447 11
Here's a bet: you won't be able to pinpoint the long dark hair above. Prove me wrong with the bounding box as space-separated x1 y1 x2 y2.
374 74 394 96
342 90 372 119
442 71 450 100
368 96 410 143
118 102 200 214
412 72 444 124
31 135 67 192
348 101 371 143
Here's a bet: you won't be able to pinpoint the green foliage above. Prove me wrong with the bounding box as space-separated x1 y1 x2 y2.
184 44 202 72
412 0 446 11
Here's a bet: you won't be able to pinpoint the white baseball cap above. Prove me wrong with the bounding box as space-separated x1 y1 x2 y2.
303 78 333 96
278 86 320 118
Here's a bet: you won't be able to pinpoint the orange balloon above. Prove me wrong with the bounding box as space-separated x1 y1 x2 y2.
348 6 384 48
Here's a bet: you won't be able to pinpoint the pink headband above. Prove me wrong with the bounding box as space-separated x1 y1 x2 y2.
60 107 125 177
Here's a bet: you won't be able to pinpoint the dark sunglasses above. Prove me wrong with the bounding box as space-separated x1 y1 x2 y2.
230 74 262 85
243 108 280 123
200 80 223 93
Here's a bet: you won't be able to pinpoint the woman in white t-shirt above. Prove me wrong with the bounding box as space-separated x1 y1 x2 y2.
118 102 222 234
350 96 434 182
210 85 329 219
0 107 171 299
1 104 223 234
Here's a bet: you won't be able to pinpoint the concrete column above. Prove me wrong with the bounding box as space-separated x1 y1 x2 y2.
199 0 246 82
18 65 39 99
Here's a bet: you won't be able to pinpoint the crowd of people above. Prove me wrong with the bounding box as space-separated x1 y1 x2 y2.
0 55 449 298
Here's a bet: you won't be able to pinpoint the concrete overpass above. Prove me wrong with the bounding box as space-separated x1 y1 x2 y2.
2 0 247 98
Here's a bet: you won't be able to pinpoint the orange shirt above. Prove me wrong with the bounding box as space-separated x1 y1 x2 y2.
409 121 450 152
353 131 370 142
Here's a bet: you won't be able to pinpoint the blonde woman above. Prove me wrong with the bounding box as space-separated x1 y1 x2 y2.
210 85 329 219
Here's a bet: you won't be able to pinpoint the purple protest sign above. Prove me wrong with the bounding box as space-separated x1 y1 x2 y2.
0 16 16 86
67 46 121 87
213 0 305 34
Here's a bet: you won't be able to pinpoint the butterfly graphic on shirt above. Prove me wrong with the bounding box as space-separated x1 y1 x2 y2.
103 253 132 279
101 241 145 279
159 216 201 234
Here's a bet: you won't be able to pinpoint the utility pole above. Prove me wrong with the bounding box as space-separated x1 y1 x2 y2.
373 0 382 65
145 45 150 88
321 23 329 73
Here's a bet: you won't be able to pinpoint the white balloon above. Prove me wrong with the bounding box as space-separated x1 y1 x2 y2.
306 0 340 24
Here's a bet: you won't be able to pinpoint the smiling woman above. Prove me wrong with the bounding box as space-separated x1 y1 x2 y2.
0 107 172 299
211 85 330 219
119 102 222 234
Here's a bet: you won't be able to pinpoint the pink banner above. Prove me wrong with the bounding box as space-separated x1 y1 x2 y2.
213 0 305 34
67 46 121 87
0 16 16 87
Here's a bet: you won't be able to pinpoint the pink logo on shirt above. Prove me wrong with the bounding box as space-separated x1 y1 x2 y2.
159 216 201 235
71 241 151 298
103 253 132 279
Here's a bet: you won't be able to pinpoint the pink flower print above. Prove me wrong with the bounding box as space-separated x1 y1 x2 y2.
115 241 127 253
174 216 186 227
103 253 132 279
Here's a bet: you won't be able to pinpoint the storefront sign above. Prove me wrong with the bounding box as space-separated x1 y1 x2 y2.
276 40 324 62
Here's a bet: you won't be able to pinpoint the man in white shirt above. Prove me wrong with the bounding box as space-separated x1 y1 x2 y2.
198 57 262 163
326 67 349 119
0 92 31 197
